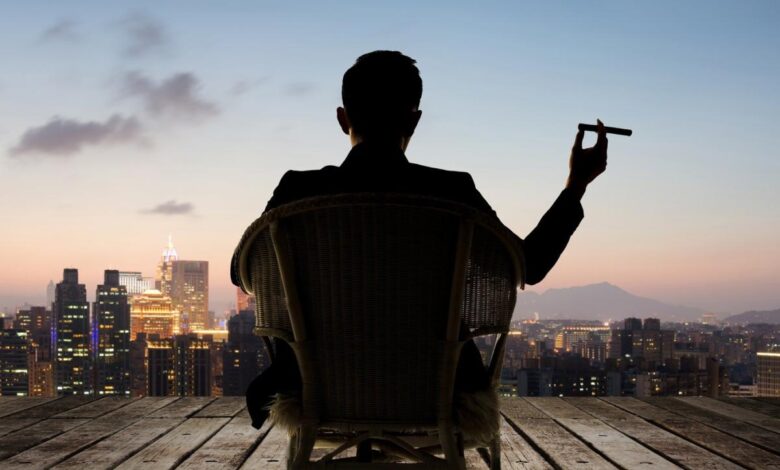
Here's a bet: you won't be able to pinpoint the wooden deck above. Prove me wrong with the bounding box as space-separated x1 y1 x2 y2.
1 396 779 469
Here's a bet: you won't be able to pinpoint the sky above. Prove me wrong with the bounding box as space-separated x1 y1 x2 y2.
1 1 778 315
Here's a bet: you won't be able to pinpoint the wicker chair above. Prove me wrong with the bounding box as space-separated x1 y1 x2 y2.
232 194 524 469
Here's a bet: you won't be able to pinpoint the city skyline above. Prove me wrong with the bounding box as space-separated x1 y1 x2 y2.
1 1 779 314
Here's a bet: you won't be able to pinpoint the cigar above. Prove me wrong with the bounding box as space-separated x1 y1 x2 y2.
578 123 632 136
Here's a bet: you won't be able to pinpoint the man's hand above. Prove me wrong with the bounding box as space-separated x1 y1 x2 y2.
566 118 608 200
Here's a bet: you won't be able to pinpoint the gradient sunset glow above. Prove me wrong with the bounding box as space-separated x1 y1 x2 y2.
1 1 778 315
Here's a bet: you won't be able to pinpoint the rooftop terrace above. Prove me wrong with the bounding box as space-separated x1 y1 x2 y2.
0 396 779 469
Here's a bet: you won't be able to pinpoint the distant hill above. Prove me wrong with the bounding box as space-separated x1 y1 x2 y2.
723 309 780 325
514 282 704 322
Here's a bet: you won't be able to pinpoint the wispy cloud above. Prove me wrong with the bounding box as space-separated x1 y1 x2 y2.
141 200 194 215
38 19 80 43
120 71 219 120
285 82 316 96
230 77 270 96
118 13 169 58
9 115 145 157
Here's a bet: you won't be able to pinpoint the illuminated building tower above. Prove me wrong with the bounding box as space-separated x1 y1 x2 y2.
156 235 178 296
93 270 131 396
130 290 178 340
146 334 212 396
129 333 149 397
0 329 29 396
53 268 92 395
14 306 54 396
147 336 174 396
170 260 209 332
223 311 267 396
757 352 780 397
119 271 155 297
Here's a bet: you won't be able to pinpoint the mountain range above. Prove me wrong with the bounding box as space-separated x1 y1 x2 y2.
513 282 705 322
723 309 780 325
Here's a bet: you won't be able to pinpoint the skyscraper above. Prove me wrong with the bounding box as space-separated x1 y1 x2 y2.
0 329 29 396
146 333 212 396
14 306 53 396
53 268 92 395
156 235 178 296
119 271 155 296
46 280 55 308
130 290 178 340
223 310 268 396
93 270 131 396
757 352 780 397
170 260 209 332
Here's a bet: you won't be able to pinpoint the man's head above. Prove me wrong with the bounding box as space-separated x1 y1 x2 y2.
338 51 423 148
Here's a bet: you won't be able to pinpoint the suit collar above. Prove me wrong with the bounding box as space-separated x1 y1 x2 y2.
340 142 409 169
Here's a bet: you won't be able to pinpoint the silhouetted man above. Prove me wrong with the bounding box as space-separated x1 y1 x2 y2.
235 50 608 429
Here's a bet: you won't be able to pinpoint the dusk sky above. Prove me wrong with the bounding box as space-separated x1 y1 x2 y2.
1 1 778 315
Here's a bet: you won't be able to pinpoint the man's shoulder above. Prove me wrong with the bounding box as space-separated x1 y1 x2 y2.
407 162 475 183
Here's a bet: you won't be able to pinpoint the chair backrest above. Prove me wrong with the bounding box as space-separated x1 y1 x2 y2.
233 194 523 427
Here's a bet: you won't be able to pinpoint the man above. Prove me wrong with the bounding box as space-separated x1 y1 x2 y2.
236 50 608 429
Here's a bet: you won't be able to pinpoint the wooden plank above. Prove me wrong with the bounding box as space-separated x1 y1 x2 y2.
499 397 548 419
566 398 742 470
605 397 780 469
147 396 216 418
240 424 288 469
193 396 247 418
498 417 553 469
646 398 780 454
465 449 487 468
0 397 57 418
0 418 41 438
178 416 269 469
526 398 678 469
115 417 230 470
677 397 780 434
755 398 780 406
7 396 94 419
502 401 617 469
54 396 139 418
103 396 179 419
0 418 89 460
52 418 183 470
719 397 780 419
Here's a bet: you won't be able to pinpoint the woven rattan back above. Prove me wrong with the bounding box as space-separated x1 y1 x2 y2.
235 194 522 427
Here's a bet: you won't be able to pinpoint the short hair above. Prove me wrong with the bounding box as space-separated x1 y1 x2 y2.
342 50 423 138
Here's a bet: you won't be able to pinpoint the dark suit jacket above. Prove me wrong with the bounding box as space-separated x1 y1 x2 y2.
263 142 584 285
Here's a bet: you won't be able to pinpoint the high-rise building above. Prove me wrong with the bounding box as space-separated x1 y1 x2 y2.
129 333 149 397
46 280 55 308
93 270 131 396
223 311 268 396
146 333 212 396
170 260 209 332
119 271 155 296
0 329 29 396
757 352 780 397
130 290 178 340
156 235 178 296
53 269 92 395
14 306 51 361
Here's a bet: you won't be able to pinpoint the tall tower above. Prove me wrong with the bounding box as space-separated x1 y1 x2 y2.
93 270 131 396
53 268 92 395
156 235 178 297
46 280 55 308
222 311 268 396
170 260 209 332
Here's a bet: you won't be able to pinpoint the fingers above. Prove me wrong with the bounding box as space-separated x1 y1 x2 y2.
573 129 584 151
596 118 608 149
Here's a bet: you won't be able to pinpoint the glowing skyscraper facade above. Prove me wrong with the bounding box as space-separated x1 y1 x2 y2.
53 268 92 395
93 270 131 396
170 260 209 332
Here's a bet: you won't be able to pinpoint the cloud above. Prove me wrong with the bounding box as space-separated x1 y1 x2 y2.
38 19 80 43
141 200 194 215
118 13 169 57
120 71 219 120
230 77 270 96
285 82 316 96
9 114 145 157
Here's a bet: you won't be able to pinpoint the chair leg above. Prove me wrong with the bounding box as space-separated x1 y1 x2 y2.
489 435 501 470
290 425 316 469
439 425 466 470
